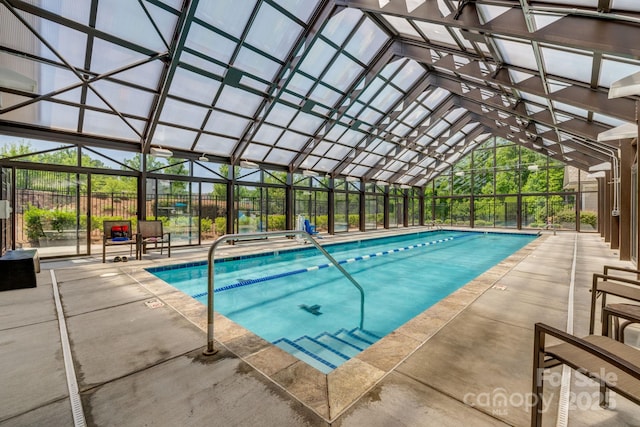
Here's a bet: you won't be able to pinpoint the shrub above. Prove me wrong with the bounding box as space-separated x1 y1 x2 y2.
24 205 47 242
51 210 75 232
215 217 227 234
201 217 213 233
268 215 286 230
580 211 597 228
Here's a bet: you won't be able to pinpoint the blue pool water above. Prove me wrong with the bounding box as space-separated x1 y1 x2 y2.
148 230 536 372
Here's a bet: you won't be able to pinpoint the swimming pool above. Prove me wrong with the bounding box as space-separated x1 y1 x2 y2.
148 230 536 373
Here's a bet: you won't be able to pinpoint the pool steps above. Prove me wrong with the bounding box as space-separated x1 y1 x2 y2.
273 328 382 373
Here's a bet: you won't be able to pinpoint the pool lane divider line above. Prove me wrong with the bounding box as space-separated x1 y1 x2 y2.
191 236 462 299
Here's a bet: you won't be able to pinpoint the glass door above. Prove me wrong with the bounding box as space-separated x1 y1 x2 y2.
17 169 88 256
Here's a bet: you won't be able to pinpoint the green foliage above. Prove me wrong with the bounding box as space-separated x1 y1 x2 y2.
580 211 597 228
51 211 75 232
24 205 46 241
268 215 286 230
201 217 213 233
215 217 227 234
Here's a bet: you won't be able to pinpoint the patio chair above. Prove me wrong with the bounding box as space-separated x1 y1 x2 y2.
531 322 640 426
303 219 318 236
138 220 171 258
589 273 640 335
102 220 137 263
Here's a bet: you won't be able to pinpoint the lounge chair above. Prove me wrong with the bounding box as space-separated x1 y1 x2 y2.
531 322 640 426
102 220 137 263
138 220 171 258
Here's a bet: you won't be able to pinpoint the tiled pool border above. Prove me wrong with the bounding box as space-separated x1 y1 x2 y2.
130 228 545 422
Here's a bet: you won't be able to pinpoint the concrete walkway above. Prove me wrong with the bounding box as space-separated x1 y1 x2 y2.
1 230 639 426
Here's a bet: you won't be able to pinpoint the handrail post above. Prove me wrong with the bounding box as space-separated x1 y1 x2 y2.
203 230 365 356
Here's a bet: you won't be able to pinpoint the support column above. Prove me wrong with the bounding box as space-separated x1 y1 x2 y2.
619 141 634 260
328 178 335 235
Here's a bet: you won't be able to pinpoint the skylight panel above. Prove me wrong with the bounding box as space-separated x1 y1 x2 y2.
276 0 320 22
391 60 425 91
308 84 342 107
322 54 363 91
151 124 197 149
533 0 597 6
178 52 226 78
599 57 640 88
344 18 390 64
253 124 284 144
204 111 250 137
87 79 155 118
265 103 297 127
84 110 146 140
264 148 297 165
326 144 354 159
215 86 263 116
321 8 363 46
427 120 449 137
492 38 538 71
450 27 473 50
612 0 640 11
245 3 302 61
159 98 207 128
551 101 588 118
234 48 280 81
195 134 237 156
541 46 592 84
195 0 257 38
315 157 339 171
357 107 384 124
298 39 337 79
423 87 449 109
276 131 309 150
369 85 402 112
592 113 629 128
358 77 385 104
444 107 466 123
289 111 325 134
286 73 315 96
403 105 429 127
185 23 237 64
414 21 457 46
96 0 168 52
243 143 271 161
169 67 221 105
379 14 421 38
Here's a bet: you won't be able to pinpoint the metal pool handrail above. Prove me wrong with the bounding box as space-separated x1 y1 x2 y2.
203 230 365 356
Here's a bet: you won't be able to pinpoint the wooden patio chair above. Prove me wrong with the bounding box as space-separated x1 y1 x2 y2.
531 322 640 426
138 220 171 258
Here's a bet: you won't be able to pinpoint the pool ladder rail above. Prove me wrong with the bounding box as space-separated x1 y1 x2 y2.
203 230 366 356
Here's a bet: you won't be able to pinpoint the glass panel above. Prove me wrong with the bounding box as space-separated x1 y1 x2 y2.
234 48 280 81
169 67 220 105
380 14 421 38
264 147 296 164
96 0 168 52
83 110 145 141
253 124 284 144
344 18 389 64
245 3 302 61
288 111 324 134
369 85 402 111
474 196 494 227
276 131 308 150
541 46 592 83
392 60 425 91
265 103 298 127
323 8 363 46
414 21 457 46
195 0 256 38
322 54 363 92
87 80 154 117
451 198 470 226
277 0 320 22
151 125 198 150
185 24 237 64
204 111 250 137
286 73 315 96
215 86 263 116
493 38 538 71
299 39 336 78
16 170 92 257
160 98 208 128
195 134 237 156
599 57 640 88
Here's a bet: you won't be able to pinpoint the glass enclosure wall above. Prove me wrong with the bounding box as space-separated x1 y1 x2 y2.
0 135 602 258
422 137 597 231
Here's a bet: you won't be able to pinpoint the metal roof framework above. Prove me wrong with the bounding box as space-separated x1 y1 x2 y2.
1 0 638 186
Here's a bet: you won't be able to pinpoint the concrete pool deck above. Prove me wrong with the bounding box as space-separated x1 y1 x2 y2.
1 228 639 426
